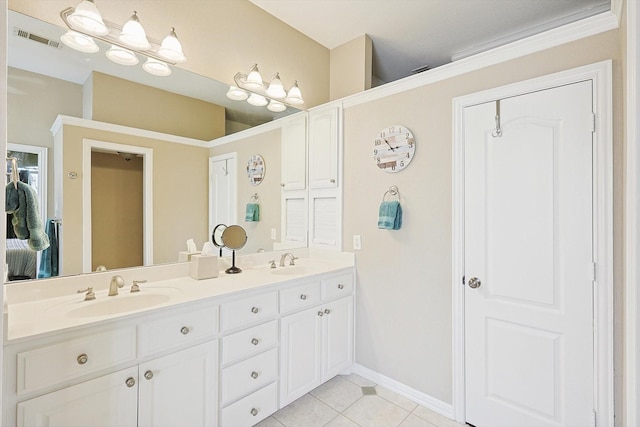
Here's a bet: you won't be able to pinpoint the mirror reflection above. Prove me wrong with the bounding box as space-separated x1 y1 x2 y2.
6 10 304 283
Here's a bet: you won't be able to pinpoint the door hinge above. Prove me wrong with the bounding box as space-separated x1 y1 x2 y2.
592 262 597 282
592 409 597 427
591 113 596 133
462 275 466 285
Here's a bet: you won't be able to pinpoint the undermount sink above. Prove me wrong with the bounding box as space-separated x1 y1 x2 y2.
68 293 173 318
271 266 313 276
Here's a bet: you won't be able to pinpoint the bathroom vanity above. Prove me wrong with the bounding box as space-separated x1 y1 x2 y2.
2 252 355 427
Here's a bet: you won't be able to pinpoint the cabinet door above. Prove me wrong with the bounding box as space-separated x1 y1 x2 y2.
138 341 218 427
280 307 323 406
323 296 354 380
281 114 307 191
308 105 339 189
17 367 138 427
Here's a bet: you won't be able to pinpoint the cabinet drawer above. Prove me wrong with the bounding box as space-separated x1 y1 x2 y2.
222 320 278 365
220 292 277 332
221 348 278 404
138 304 218 357
16 326 136 395
280 281 321 314
221 382 278 427
322 273 354 300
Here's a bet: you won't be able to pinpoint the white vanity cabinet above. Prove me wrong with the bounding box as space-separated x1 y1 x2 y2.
5 301 219 427
279 272 354 406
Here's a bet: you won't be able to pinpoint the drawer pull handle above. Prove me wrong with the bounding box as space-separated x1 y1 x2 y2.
125 377 136 388
251 338 260 345
250 408 259 416
180 326 190 335
77 354 88 365
251 371 259 379
318 311 324 317
300 294 307 300
251 306 260 314
338 284 344 289
324 309 331 315
144 370 154 380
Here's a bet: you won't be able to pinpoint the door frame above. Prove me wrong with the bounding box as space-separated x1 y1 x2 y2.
208 152 237 244
451 60 613 425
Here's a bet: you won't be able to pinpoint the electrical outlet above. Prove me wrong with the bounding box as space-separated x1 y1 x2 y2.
271 228 277 240
353 235 362 250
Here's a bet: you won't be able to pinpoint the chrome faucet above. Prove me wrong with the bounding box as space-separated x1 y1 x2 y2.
279 253 297 267
108 275 125 296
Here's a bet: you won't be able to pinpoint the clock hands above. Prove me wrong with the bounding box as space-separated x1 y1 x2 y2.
383 138 395 151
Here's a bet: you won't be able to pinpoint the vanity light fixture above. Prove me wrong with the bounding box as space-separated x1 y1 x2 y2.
60 1 186 77
227 63 305 111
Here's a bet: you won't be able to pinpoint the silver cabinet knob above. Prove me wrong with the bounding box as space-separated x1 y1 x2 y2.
300 294 307 300
324 309 331 315
250 408 259 416
251 306 260 314
144 370 154 380
330 179 336 183
318 311 324 317
251 371 259 379
77 353 88 365
180 326 190 335
125 377 136 388
251 338 259 345
468 277 482 289
338 284 344 289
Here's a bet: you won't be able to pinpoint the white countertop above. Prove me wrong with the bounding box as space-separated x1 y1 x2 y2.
5 250 355 342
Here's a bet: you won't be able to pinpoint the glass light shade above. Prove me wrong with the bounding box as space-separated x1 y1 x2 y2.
106 45 138 65
142 58 171 76
285 81 304 105
266 73 286 99
226 86 249 101
267 100 286 112
60 30 99 53
247 93 268 107
157 28 186 63
118 11 151 50
245 64 264 90
68 0 108 36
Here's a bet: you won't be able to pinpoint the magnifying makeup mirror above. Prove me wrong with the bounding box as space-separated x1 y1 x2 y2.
221 225 247 274
212 223 227 257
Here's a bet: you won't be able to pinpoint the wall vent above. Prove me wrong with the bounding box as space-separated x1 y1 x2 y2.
13 27 62 49
411 65 430 74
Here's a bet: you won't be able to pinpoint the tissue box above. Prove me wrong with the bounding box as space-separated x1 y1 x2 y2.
179 251 201 262
190 254 219 280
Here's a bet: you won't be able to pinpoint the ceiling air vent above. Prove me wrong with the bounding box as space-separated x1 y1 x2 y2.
411 65 430 74
13 27 62 49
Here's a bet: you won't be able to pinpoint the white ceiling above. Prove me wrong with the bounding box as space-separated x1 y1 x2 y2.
249 0 610 83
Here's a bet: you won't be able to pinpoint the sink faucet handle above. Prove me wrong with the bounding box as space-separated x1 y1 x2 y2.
269 260 276 269
289 256 298 266
77 287 96 301
131 280 146 293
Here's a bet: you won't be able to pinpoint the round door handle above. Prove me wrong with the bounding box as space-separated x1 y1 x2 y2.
338 284 344 289
468 277 482 289
250 408 259 416
251 306 260 314
300 294 307 300
251 371 259 379
324 309 331 315
251 338 259 345
77 353 88 365
180 326 190 335
144 370 154 380
318 311 324 317
125 377 136 388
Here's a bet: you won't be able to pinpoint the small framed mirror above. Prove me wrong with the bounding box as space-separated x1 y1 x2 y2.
211 223 227 256
221 225 247 274
247 154 265 186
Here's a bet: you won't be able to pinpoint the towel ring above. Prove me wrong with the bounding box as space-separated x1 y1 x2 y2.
249 193 259 202
382 185 400 202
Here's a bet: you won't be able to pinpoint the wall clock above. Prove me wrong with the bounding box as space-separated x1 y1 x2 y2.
373 125 415 173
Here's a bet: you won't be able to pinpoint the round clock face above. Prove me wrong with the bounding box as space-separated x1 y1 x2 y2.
247 154 265 185
373 125 415 173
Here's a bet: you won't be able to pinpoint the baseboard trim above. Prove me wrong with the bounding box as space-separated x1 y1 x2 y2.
351 363 454 419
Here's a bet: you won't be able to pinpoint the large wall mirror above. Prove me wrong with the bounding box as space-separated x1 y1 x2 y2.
6 10 305 283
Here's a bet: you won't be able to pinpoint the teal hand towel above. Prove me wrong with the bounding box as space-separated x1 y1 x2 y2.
245 203 260 222
5 182 50 251
378 201 402 230
38 219 59 278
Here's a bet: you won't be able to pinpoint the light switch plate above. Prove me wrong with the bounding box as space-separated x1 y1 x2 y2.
271 228 277 240
353 235 362 250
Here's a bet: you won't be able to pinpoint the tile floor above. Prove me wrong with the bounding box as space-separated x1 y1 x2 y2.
255 374 467 427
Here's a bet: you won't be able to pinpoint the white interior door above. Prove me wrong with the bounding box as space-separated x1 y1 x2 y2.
209 154 237 247
464 81 594 427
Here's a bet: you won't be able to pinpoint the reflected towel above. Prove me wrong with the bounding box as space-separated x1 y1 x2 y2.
245 203 260 222
38 219 59 278
5 181 50 251
378 201 402 230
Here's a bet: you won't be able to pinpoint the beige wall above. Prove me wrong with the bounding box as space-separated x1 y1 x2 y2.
89 72 225 140
8 0 331 109
209 129 282 254
91 152 143 271
330 35 372 100
59 125 209 275
343 29 623 404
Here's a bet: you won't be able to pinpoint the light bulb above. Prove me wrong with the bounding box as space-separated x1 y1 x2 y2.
266 73 286 99
142 58 171 76
67 0 108 36
285 81 304 105
267 100 286 112
247 93 268 107
119 11 151 50
157 28 186 63
226 86 249 101
106 45 138 65
245 64 264 90
60 30 99 53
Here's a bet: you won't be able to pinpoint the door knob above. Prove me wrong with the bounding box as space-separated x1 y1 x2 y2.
468 277 482 289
